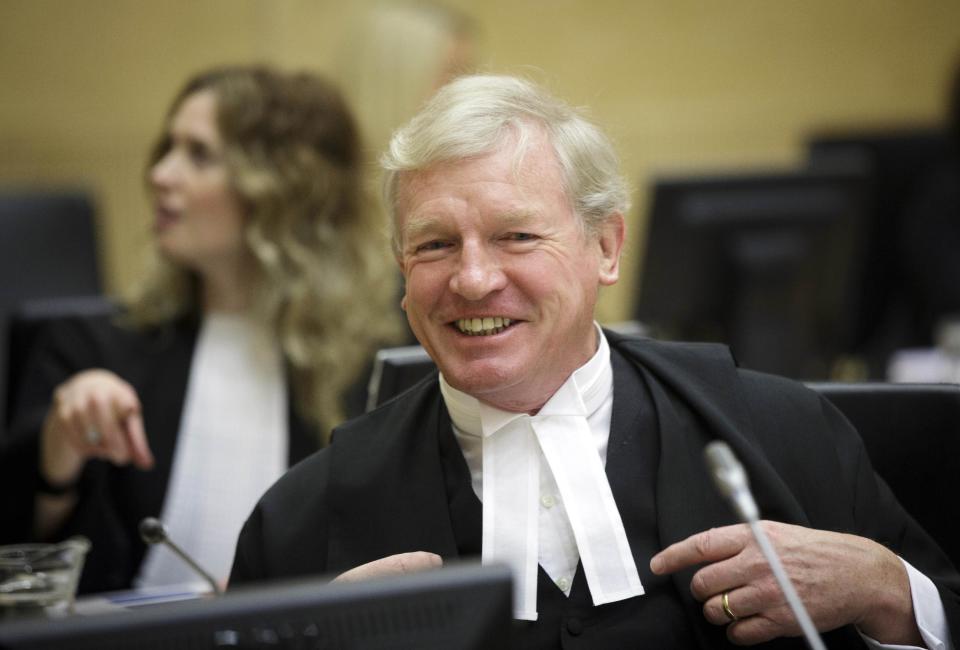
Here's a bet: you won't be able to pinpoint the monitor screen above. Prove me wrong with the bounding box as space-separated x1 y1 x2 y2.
807 128 954 370
0 563 512 650
635 168 868 379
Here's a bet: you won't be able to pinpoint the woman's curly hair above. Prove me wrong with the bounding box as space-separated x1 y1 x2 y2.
128 65 400 441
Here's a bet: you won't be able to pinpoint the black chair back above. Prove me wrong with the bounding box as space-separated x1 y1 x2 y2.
808 382 960 565
0 191 103 426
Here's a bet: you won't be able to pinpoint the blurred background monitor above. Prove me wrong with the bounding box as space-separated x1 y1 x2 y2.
0 190 103 427
0 564 512 650
806 128 955 375
634 168 869 379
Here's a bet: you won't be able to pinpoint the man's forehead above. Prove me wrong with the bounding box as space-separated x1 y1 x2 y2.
401 124 559 184
396 166 555 235
398 141 564 211
401 207 537 236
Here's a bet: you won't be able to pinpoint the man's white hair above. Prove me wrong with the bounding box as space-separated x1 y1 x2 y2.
381 74 630 252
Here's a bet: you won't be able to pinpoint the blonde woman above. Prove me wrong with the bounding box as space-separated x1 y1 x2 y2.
0 66 397 593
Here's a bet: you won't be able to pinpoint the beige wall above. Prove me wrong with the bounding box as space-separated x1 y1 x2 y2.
2 0 958 323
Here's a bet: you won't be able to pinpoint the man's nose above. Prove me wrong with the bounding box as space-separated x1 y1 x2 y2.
449 242 506 301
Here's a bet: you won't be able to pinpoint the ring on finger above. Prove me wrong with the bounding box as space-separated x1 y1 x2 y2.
85 427 102 446
721 591 739 622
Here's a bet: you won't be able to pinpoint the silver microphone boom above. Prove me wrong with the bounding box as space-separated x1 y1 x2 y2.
138 517 223 595
704 441 759 522
703 442 826 650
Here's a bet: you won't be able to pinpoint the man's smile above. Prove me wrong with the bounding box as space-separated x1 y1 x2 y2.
454 316 515 336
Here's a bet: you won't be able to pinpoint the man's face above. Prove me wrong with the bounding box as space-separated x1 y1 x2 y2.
395 128 624 412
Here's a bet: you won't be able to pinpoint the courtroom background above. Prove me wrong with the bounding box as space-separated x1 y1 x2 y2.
2 0 959 324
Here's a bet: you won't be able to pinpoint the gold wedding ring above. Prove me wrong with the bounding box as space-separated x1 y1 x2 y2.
721 591 739 622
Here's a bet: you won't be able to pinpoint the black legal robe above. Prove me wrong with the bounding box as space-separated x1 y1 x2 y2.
232 331 960 648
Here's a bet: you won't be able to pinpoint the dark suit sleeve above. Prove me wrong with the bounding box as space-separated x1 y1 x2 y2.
0 418 44 543
0 314 148 596
228 448 334 588
229 504 268 585
0 317 103 544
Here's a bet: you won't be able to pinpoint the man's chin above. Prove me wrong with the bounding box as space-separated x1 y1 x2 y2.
441 364 538 410
441 364 515 395
443 371 511 396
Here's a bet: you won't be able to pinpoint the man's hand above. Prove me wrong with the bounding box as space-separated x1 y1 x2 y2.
650 521 923 646
41 369 154 487
332 552 443 583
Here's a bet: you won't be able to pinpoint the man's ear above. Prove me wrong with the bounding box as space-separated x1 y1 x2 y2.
597 212 626 286
394 251 408 312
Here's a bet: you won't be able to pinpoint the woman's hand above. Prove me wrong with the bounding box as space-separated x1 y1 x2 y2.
40 369 155 488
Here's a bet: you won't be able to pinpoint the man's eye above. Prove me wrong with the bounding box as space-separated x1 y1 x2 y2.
505 232 537 242
415 240 449 252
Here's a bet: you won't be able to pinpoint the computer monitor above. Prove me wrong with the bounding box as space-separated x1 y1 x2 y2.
635 168 868 379
0 564 512 650
807 128 954 372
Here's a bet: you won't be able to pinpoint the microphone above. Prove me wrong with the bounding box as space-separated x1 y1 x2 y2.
704 441 826 650
139 517 223 595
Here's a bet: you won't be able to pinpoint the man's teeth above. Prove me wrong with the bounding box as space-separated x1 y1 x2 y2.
456 316 513 336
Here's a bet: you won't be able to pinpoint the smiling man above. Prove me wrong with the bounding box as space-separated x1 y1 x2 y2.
231 75 960 649
395 125 621 413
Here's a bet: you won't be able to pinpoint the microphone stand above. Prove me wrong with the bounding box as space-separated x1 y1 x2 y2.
139 517 223 596
704 441 826 650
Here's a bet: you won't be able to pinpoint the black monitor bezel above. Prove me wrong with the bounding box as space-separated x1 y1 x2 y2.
0 563 512 650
